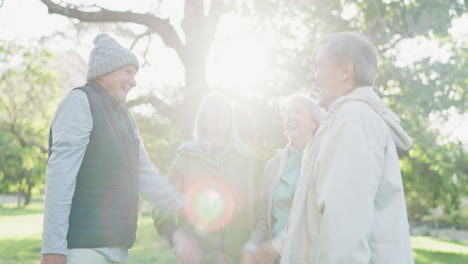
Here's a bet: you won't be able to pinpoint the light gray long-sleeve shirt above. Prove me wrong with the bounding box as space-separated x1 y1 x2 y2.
41 89 184 262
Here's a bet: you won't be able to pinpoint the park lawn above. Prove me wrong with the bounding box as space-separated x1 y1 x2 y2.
1 202 468 264
0 202 175 264
0 203 44 264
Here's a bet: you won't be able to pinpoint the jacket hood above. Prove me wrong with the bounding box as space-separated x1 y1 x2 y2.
177 140 236 158
329 87 413 150
177 141 215 156
178 141 204 153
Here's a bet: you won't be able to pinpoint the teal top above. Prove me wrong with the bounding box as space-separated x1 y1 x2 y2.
271 145 303 236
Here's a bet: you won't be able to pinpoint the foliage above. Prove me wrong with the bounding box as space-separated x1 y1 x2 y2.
25 0 468 220
133 111 184 175
0 41 60 206
250 0 468 220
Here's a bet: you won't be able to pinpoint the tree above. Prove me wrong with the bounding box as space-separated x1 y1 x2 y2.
0 41 60 206
35 0 468 222
266 0 468 221
39 0 233 136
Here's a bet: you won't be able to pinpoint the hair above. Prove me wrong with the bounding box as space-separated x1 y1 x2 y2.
194 93 232 140
194 92 255 157
318 32 378 87
284 94 325 125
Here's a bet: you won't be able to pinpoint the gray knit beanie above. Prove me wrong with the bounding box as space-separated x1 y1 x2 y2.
87 33 140 81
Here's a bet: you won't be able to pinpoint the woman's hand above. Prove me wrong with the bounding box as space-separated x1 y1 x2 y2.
172 229 202 264
240 250 259 264
255 242 280 264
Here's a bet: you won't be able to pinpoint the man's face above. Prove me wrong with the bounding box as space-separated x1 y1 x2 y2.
310 46 343 109
99 65 137 103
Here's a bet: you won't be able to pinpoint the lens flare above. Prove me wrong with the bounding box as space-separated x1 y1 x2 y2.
184 177 234 232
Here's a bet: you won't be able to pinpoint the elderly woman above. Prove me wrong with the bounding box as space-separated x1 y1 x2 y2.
241 95 324 264
153 93 260 264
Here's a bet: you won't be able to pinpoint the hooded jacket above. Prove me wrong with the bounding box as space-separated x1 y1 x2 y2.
280 87 414 264
154 140 260 264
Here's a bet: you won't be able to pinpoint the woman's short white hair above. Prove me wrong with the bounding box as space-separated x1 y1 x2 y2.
284 94 325 125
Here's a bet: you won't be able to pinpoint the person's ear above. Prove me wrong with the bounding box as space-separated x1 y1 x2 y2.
340 60 354 82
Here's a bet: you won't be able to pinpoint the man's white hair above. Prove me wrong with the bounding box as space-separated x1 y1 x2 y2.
318 32 378 87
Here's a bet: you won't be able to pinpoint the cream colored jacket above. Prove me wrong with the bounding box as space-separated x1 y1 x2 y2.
280 87 414 264
243 145 291 256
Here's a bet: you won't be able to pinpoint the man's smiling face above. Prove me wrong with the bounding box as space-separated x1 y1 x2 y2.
98 65 137 103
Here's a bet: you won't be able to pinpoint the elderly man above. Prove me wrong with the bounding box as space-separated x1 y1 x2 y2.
41 33 199 264
280 32 414 263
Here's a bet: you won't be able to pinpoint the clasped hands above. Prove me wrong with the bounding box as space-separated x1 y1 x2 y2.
240 242 280 264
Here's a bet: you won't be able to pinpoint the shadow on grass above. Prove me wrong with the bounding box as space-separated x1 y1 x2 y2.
0 206 43 217
127 242 176 264
0 238 41 264
414 248 468 264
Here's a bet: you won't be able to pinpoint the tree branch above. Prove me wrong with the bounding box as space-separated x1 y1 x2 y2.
8 124 48 154
39 0 185 57
142 34 152 67
380 32 414 53
25 139 48 154
130 29 152 50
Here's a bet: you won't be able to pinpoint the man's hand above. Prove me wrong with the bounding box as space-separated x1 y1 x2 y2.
172 229 202 264
255 242 280 264
40 254 66 264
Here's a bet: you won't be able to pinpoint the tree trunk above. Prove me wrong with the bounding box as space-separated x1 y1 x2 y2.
17 190 24 208
24 183 33 206
38 0 228 138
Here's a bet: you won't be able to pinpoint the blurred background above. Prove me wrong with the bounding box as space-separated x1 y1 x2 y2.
0 0 467 263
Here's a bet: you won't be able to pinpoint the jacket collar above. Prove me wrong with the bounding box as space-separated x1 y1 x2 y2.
85 81 122 110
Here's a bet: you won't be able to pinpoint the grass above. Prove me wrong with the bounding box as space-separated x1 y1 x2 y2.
126 216 176 264
0 238 42 264
412 236 468 264
1 202 468 263
0 202 176 264
0 203 43 216
0 203 44 264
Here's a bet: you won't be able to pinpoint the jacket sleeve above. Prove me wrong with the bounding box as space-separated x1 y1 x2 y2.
313 103 386 263
152 153 186 241
41 90 92 255
139 142 184 213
